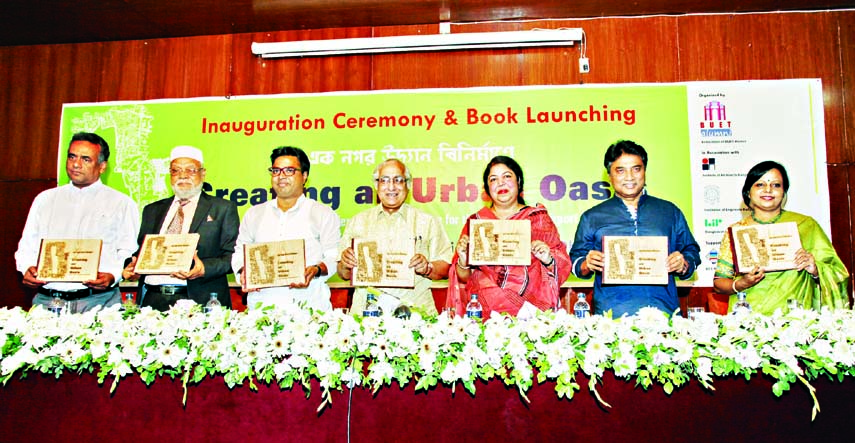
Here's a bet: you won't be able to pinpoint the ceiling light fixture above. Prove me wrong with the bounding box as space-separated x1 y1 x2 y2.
252 29 583 58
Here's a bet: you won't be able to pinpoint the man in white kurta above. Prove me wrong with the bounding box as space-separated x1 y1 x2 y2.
232 146 340 312
16 132 139 312
337 159 452 315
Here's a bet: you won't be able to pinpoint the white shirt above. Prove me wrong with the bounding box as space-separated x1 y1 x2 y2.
233 195 341 312
15 180 140 291
146 193 201 286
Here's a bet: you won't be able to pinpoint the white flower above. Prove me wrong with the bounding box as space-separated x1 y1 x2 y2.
418 340 438 373
463 343 490 367
544 359 569 379
1 348 36 375
21 329 48 350
714 338 738 360
90 338 107 360
453 359 473 381
111 361 133 378
588 316 618 343
287 355 309 369
734 344 762 369
670 338 694 364
542 341 573 374
157 343 187 368
0 307 28 334
583 339 611 366
273 360 293 379
369 335 391 361
634 307 670 333
370 361 395 384
687 315 720 344
341 366 362 388
505 337 528 361
831 341 855 366
523 318 548 342
696 357 713 381
613 352 638 378
812 339 834 360
652 350 672 366
316 358 341 378
439 362 457 383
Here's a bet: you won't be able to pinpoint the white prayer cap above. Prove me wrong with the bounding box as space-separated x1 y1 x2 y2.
170 145 204 163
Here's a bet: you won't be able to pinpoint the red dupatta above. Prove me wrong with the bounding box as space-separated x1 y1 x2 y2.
446 204 572 319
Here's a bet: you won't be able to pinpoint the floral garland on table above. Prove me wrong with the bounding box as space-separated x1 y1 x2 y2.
2 302 854 419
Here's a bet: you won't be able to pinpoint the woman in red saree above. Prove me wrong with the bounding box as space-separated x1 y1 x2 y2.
447 156 572 319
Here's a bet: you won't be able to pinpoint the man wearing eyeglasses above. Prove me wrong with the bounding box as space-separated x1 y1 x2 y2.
232 146 341 311
336 158 452 315
16 132 139 312
122 145 239 310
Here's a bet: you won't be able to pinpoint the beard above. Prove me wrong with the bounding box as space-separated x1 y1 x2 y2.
172 181 203 200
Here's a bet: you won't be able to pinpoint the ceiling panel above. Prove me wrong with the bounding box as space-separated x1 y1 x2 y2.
1 0 853 46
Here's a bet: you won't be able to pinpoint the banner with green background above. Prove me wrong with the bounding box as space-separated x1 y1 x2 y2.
60 84 691 259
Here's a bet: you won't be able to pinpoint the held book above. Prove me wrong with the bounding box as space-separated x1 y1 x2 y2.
351 237 416 288
135 233 200 274
36 238 102 282
468 219 532 266
602 236 669 285
244 239 307 290
729 222 801 273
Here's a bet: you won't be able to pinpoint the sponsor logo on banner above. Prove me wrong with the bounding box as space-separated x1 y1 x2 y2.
702 157 716 171
699 100 733 137
705 218 722 228
703 185 720 206
707 250 719 266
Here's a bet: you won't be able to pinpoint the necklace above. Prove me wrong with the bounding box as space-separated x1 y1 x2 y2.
751 209 784 224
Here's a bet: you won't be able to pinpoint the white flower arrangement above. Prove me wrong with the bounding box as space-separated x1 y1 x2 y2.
2 303 854 420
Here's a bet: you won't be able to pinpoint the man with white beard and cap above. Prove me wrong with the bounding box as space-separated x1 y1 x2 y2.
123 145 240 311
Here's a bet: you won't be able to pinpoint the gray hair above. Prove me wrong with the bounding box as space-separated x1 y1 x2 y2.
372 158 412 182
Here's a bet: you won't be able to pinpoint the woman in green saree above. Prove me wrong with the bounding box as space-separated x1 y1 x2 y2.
713 161 849 314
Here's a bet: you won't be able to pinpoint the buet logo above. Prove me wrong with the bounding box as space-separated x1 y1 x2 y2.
699 100 733 137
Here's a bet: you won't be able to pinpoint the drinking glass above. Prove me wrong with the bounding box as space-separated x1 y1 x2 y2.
687 307 705 320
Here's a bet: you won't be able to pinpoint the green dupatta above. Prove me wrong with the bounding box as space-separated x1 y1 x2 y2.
719 211 849 314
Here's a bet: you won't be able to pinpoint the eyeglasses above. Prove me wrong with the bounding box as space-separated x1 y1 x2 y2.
375 176 408 186
268 167 301 176
169 168 203 176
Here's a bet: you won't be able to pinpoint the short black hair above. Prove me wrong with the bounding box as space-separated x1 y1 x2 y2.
741 161 789 207
604 140 647 171
70 132 110 163
482 155 525 205
270 146 310 176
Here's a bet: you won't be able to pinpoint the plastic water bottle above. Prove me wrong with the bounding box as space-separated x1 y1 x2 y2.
120 292 137 312
573 293 590 319
47 295 65 316
363 293 381 317
204 292 221 314
465 294 483 321
732 292 751 314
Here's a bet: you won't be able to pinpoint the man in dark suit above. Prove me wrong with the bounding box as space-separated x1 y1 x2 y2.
123 146 239 310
